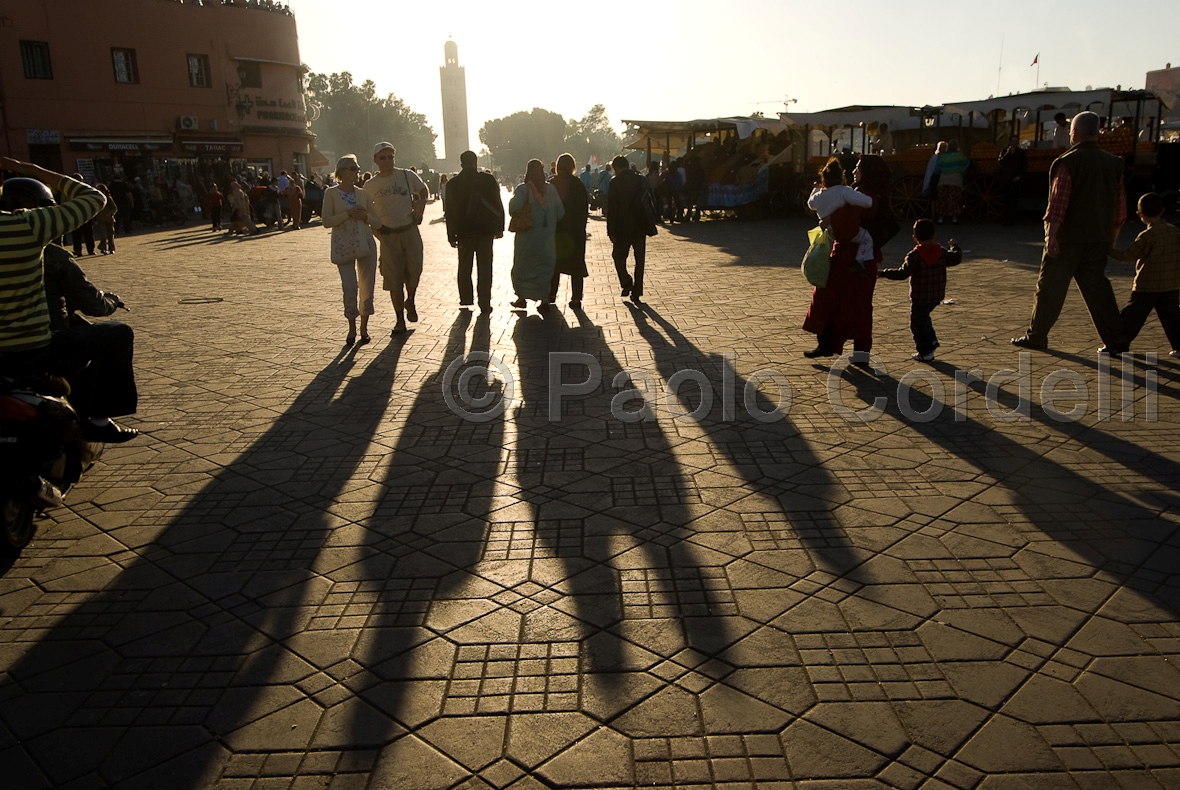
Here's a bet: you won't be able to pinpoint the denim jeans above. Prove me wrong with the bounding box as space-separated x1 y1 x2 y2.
910 302 939 354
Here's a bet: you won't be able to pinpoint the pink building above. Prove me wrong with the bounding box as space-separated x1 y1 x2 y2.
0 0 322 188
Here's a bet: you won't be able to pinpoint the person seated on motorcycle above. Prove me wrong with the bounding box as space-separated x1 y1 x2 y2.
42 243 139 443
0 158 106 364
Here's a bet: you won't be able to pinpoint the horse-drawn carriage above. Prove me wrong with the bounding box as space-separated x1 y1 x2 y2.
623 117 797 219
622 91 1176 224
780 88 1174 222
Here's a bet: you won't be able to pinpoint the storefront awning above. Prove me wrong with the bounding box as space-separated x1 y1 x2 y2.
307 145 329 168
68 136 173 153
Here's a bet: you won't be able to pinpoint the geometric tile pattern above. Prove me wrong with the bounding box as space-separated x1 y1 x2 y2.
741 510 848 551
634 734 792 786
621 566 738 618
797 631 955 701
306 579 436 629
483 519 584 560
442 642 580 715
612 475 702 507
907 558 1056 608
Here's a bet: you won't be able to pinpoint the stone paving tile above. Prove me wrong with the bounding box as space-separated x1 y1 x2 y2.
2 204 1180 788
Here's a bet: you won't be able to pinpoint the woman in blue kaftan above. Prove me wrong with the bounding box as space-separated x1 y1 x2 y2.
509 158 565 309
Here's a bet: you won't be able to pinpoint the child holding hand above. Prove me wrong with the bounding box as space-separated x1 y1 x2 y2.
1108 192 1180 357
879 219 962 361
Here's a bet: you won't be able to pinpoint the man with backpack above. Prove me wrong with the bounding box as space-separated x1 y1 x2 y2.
444 151 504 313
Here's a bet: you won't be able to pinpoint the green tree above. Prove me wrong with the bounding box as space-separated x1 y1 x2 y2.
563 104 624 168
478 108 568 174
305 70 437 169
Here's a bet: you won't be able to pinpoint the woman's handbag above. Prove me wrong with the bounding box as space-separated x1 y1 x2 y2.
331 219 372 264
508 193 533 233
801 226 831 287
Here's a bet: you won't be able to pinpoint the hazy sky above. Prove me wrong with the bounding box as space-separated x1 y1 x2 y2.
285 0 1176 159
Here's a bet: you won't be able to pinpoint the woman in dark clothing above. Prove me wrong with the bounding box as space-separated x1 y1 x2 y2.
802 154 897 362
548 152 590 307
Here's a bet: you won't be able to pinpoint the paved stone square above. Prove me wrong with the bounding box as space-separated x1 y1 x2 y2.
2 199 1180 789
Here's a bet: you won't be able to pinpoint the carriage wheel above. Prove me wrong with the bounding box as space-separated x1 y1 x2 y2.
963 174 1005 222
890 175 929 222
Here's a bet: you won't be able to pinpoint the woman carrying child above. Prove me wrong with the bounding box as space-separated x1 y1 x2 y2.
801 155 895 362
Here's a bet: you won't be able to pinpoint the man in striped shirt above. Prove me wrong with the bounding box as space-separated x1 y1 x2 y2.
0 157 106 360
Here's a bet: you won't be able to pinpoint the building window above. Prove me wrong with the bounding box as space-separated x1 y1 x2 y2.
187 54 210 88
20 41 52 79
239 60 262 89
111 48 139 84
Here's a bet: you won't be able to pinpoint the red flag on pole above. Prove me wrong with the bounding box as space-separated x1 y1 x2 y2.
1030 53 1039 66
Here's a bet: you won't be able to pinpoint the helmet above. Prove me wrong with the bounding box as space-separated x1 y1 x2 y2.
0 178 55 211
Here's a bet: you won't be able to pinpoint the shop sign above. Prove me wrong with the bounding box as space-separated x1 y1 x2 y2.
26 129 60 145
68 138 174 153
248 97 307 124
180 141 245 154
76 158 96 184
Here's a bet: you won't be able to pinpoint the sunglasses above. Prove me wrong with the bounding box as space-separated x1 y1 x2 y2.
375 154 394 161
340 166 359 172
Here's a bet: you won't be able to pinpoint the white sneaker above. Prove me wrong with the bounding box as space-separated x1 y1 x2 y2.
912 352 935 362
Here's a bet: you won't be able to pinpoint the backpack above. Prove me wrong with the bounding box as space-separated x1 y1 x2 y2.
635 182 658 237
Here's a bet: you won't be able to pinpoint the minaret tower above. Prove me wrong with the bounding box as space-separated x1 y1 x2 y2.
439 39 470 170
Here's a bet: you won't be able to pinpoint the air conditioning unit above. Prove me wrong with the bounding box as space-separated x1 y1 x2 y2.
178 115 199 131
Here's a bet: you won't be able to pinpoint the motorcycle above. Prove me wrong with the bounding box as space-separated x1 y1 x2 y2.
0 372 101 553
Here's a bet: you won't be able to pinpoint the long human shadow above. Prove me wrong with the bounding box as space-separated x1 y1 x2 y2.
0 341 404 789
628 304 1180 774
824 363 1180 771
326 310 516 777
909 359 1180 609
496 308 758 749
627 303 873 589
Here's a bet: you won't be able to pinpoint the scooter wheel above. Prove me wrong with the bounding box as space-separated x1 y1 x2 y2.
1 494 35 554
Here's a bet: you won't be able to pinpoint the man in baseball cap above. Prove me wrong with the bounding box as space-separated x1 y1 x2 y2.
365 143 429 334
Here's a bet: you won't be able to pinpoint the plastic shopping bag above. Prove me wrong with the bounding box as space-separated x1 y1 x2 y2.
801 226 831 288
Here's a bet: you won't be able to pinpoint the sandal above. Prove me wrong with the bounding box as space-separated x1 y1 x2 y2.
345 334 356 346
358 335 371 345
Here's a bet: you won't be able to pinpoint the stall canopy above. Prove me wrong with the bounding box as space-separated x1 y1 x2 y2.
780 89 1168 134
780 105 987 131
944 88 1168 121
622 117 788 153
780 106 917 129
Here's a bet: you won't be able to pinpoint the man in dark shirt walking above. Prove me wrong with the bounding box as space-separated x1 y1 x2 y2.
607 156 656 304
1012 112 1129 353
444 151 504 313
